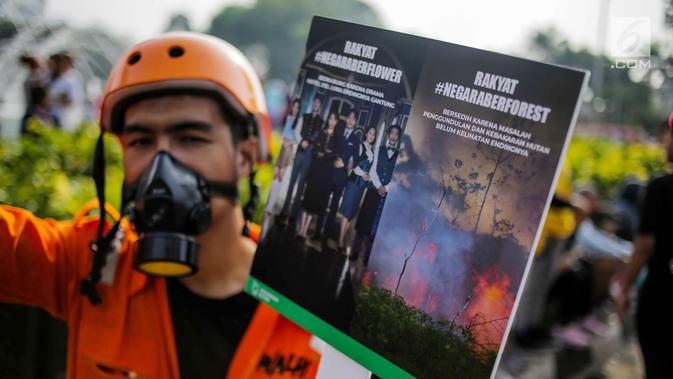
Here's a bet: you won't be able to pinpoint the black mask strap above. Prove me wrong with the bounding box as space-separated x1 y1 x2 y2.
207 181 238 201
207 171 258 233
243 169 259 222
80 133 127 305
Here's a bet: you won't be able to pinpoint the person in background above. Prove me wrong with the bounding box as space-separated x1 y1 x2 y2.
20 86 60 134
19 54 50 107
546 200 632 348
48 52 84 131
615 113 673 379
511 164 577 348
19 54 53 132
612 180 645 243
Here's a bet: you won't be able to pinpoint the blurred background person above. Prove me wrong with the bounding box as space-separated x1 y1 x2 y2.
47 52 84 132
511 165 578 348
20 86 59 134
615 113 673 379
18 54 57 133
18 54 50 120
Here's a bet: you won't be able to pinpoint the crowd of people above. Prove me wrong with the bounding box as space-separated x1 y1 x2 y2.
500 118 673 378
265 95 402 266
18 51 84 134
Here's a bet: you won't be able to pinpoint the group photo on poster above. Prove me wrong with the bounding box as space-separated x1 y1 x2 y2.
265 94 407 262
253 17 420 333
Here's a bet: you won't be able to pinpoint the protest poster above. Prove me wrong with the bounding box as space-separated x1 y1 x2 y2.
248 16 587 378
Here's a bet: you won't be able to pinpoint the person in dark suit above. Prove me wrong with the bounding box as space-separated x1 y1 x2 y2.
312 109 362 246
350 124 401 264
297 111 340 238
281 97 324 222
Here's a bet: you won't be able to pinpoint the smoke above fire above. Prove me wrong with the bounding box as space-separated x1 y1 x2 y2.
362 135 528 348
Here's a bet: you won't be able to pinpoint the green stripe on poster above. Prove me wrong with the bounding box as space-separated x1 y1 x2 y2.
246 276 415 379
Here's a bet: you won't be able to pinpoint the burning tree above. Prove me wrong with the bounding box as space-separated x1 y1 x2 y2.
394 168 449 295
472 145 516 235
443 157 485 227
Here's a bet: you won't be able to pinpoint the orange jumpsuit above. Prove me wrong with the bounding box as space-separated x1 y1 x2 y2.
0 201 321 378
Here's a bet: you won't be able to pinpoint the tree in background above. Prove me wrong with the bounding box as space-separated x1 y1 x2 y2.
207 0 382 82
526 27 660 133
0 18 17 40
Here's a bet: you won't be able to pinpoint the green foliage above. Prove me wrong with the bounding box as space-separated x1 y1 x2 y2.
565 135 667 197
0 120 123 220
0 19 17 40
207 0 382 82
350 286 495 379
240 131 284 224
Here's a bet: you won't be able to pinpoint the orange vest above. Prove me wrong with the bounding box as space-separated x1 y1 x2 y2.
0 201 321 379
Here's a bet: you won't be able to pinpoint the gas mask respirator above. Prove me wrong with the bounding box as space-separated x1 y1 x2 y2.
124 151 238 277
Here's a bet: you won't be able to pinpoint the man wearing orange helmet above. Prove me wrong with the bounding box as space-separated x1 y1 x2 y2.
0 32 322 379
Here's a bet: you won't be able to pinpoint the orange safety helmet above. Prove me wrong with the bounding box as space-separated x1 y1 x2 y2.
99 31 271 163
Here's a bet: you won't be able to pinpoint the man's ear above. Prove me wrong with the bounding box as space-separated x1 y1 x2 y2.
236 137 258 178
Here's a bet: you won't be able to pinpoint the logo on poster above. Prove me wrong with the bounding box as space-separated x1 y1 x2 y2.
609 17 651 69
251 280 261 297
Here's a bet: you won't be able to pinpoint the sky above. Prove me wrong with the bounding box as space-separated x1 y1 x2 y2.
44 0 669 56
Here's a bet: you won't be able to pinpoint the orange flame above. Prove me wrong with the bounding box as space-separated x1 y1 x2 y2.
464 269 514 346
362 271 373 288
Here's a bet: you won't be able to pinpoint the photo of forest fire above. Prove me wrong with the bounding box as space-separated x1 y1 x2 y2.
348 85 569 377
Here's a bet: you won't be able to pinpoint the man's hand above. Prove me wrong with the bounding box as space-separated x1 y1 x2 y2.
377 186 387 197
335 158 344 168
301 140 309 149
362 172 370 182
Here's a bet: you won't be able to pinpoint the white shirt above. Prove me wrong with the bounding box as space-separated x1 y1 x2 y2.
370 140 398 191
353 143 374 177
49 68 84 131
